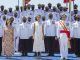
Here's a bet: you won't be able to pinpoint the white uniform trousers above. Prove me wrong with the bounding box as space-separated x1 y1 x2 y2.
59 33 68 59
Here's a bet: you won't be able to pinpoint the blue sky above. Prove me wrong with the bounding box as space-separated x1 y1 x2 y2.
0 0 80 10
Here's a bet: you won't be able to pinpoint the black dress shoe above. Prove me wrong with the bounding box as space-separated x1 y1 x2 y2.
34 52 37 56
24 53 28 56
22 53 25 56
38 52 41 56
63 57 67 60
48 54 54 56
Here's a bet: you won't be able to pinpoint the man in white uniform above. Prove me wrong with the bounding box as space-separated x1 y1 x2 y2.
52 6 60 21
34 4 43 22
0 16 4 56
60 7 70 21
44 13 56 56
18 16 33 56
44 7 50 20
71 4 80 22
71 15 80 57
0 5 4 16
3 9 8 19
56 14 71 60
13 12 21 53
7 8 14 19
31 5 35 23
14 6 20 18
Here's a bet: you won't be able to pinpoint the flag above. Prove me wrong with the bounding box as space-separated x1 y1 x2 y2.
25 0 30 4
23 0 31 6
69 0 72 21
64 0 74 3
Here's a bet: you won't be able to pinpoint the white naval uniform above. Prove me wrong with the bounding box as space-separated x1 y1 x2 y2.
0 11 4 17
34 9 43 17
60 11 70 21
21 11 27 17
18 22 33 52
71 11 80 22
71 21 80 38
33 21 45 52
52 12 60 21
30 10 35 23
44 11 52 20
27 10 35 23
0 18 4 55
44 19 56 36
0 19 4 37
71 21 80 55
19 22 33 39
14 11 20 18
12 17 21 52
34 9 44 22
44 19 56 53
56 20 71 59
1 15 9 28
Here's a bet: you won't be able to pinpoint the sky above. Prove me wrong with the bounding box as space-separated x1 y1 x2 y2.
0 0 80 11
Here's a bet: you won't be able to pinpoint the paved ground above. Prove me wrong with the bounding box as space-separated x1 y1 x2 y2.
0 54 79 60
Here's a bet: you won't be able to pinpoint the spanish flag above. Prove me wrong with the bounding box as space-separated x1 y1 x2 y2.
23 0 31 6
64 0 74 3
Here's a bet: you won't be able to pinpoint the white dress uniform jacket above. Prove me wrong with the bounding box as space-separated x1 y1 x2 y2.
44 19 56 36
19 22 33 39
71 21 80 38
12 17 21 52
56 20 71 59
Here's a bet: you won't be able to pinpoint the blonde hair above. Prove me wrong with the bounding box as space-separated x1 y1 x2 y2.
6 19 11 26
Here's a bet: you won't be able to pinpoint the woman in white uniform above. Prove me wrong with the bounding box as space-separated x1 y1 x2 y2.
32 15 45 56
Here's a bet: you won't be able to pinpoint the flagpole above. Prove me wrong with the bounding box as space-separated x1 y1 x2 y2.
69 0 72 21
18 0 20 17
18 0 19 7
73 0 75 10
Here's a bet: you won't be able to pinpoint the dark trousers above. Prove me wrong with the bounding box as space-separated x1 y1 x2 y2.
0 37 2 55
71 38 80 56
19 37 33 54
44 36 55 55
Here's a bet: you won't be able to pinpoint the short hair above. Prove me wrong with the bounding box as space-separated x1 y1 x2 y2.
60 14 67 19
35 15 41 21
48 13 53 19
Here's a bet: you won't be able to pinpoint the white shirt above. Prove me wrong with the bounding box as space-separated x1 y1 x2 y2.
34 9 43 17
72 21 80 38
12 17 21 38
56 20 71 38
0 11 3 16
44 11 52 20
60 11 70 21
52 12 60 21
71 11 80 22
21 11 27 17
19 22 33 39
44 19 56 36
0 19 4 37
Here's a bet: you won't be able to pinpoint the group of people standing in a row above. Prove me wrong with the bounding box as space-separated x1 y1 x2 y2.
0 3 80 60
